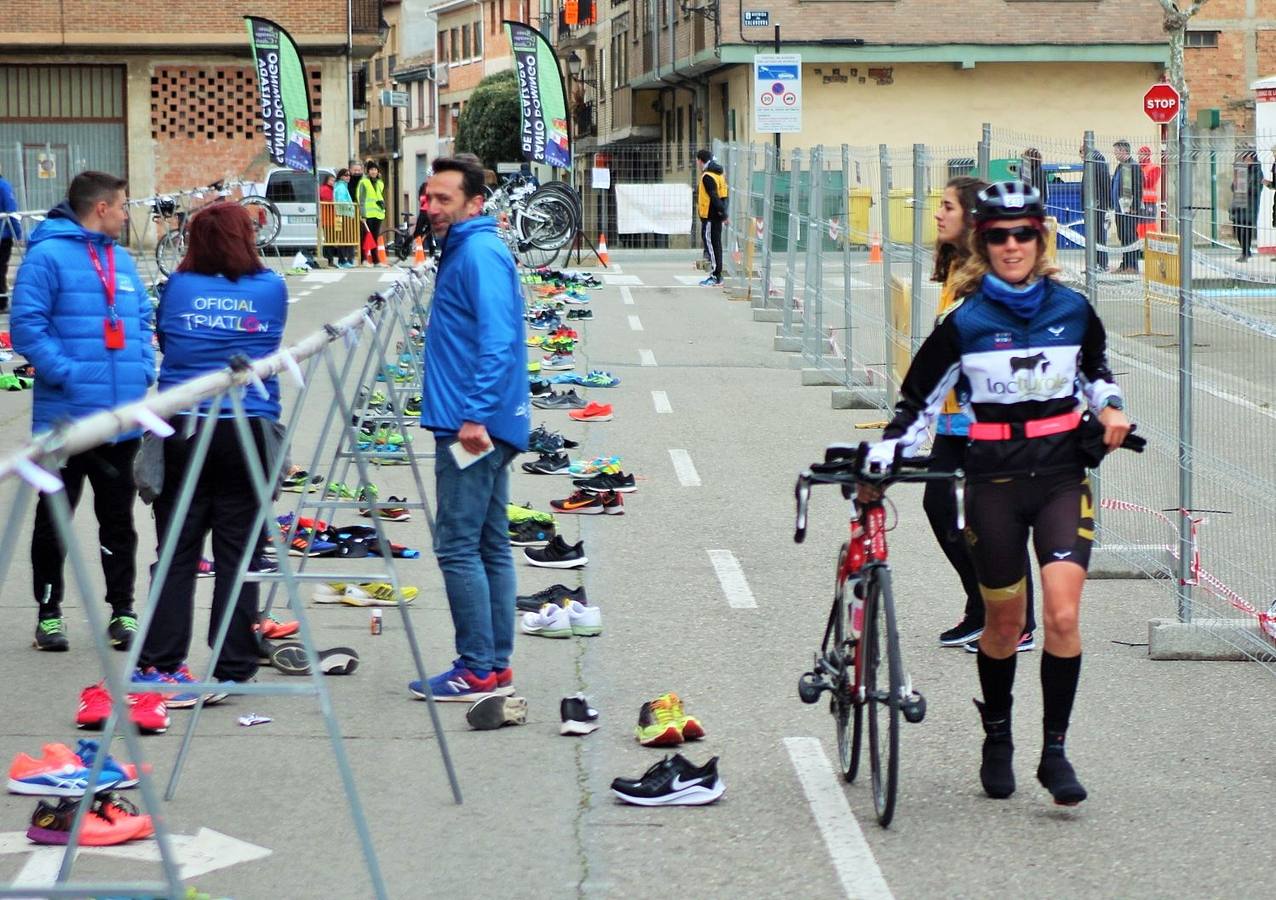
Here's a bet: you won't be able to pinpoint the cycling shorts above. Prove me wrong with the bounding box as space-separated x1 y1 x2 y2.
964 471 1093 601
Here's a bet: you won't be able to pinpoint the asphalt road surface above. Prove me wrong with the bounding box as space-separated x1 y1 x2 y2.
0 253 1271 899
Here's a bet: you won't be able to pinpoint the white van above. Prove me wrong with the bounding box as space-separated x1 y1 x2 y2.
263 167 335 249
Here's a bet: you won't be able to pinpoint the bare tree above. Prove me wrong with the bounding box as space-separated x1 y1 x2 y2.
1158 0 1211 102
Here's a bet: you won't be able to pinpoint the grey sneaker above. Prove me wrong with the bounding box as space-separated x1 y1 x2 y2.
466 694 528 730
532 389 586 410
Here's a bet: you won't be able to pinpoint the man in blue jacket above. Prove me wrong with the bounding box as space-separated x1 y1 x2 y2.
409 156 529 703
11 171 156 652
0 166 21 311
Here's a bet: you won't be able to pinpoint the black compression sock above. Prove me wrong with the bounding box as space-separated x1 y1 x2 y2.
1040 651 1081 734
976 647 1017 720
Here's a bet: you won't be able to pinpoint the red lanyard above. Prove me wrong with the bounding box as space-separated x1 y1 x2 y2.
87 244 116 317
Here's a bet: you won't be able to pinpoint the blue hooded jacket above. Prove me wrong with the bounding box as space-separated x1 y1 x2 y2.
0 176 21 242
420 216 529 451
157 270 288 420
11 202 156 439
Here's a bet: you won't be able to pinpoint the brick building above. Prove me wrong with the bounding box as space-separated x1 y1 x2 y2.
0 1 383 211
1184 0 1276 132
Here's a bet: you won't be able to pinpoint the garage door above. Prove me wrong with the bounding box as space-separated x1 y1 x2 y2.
0 65 128 212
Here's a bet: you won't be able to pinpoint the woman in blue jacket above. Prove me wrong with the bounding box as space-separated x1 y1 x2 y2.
135 202 288 699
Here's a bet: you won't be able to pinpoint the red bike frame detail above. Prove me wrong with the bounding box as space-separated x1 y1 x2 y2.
838 504 890 582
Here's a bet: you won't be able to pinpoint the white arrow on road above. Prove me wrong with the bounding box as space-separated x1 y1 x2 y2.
0 827 271 888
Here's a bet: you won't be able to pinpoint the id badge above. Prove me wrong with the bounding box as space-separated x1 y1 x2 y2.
104 318 125 349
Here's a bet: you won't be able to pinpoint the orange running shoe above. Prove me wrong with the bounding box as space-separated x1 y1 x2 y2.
128 692 169 735
568 402 614 423
26 795 150 845
76 682 112 730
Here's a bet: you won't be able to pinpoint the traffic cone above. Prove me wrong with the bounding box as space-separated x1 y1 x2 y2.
597 233 609 267
376 235 389 266
868 232 883 264
412 236 425 266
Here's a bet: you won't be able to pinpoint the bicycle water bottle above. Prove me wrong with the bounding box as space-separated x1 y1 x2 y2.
847 522 867 640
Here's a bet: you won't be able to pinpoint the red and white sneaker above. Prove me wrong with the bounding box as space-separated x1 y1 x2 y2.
76 682 112 730
569 402 614 423
128 693 169 735
493 668 515 697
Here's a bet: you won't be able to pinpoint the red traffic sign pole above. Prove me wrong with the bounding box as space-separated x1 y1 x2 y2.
1144 83 1181 123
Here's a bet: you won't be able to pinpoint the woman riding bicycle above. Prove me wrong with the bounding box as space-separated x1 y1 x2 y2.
868 180 1131 806
928 176 1037 653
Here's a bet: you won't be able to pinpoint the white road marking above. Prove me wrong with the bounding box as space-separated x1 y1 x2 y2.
638 349 657 367
652 390 672 414
603 274 642 285
621 286 634 305
706 549 758 609
674 274 710 285
301 272 345 283
5 827 272 886
668 448 701 487
379 271 402 283
628 315 644 332
783 737 894 900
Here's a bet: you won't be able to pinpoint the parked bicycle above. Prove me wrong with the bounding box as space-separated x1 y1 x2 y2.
794 441 964 827
152 180 281 276
484 176 580 268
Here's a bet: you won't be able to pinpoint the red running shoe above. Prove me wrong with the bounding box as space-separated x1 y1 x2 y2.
76 682 112 730
128 693 169 734
256 615 299 640
493 667 515 697
569 402 614 423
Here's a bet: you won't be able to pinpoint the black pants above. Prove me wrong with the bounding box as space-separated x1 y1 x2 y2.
0 236 13 307
32 439 140 618
140 419 265 681
923 435 1036 632
1115 212 1141 270
1093 214 1108 272
1234 210 1256 258
702 217 723 282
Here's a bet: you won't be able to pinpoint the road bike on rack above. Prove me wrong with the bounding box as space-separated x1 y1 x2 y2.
152 180 281 276
485 176 580 268
793 441 964 827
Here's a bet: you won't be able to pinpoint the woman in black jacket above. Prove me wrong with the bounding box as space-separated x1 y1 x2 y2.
1231 147 1262 261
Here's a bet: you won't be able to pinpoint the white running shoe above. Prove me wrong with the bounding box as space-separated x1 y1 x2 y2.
566 600 602 636
521 604 573 638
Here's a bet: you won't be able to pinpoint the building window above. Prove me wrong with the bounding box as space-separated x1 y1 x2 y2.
439 35 448 64
388 54 397 74
462 25 471 60
375 57 384 82
474 19 483 57
1185 30 1219 48
450 28 459 62
664 108 673 169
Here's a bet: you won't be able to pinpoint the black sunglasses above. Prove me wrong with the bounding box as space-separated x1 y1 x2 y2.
983 225 1040 246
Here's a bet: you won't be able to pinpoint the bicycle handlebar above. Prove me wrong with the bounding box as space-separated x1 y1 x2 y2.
793 441 965 544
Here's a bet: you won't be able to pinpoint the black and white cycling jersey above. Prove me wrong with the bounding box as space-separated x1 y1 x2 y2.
877 277 1123 480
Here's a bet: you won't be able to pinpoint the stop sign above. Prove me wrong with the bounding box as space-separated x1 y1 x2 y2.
1144 83 1182 123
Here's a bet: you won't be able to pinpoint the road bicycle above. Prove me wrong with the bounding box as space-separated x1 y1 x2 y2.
485 177 580 268
152 180 282 276
793 441 964 827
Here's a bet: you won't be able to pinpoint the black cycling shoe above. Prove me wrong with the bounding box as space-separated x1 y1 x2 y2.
939 616 984 647
974 699 1015 798
34 617 69 652
1037 752 1087 805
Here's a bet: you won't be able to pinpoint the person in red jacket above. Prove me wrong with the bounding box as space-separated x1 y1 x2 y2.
1137 145 1161 239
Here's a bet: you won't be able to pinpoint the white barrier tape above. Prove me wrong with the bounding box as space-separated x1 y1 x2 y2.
280 349 305 388
247 369 270 400
15 458 63 494
134 407 176 438
1053 221 1144 254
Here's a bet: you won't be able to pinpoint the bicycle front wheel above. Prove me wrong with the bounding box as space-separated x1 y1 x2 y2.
239 196 281 247
832 546 862 783
865 566 901 827
155 231 185 277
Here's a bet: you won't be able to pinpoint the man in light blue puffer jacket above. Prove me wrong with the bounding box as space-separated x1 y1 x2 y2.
12 171 156 653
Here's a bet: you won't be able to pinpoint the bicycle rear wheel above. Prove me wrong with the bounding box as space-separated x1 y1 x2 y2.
832 545 862 782
865 566 901 827
239 196 281 247
155 231 185 277
519 242 559 269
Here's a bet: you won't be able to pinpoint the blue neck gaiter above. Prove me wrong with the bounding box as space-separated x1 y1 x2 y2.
981 273 1047 319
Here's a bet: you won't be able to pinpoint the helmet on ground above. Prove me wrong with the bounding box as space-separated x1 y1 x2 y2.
974 181 1045 224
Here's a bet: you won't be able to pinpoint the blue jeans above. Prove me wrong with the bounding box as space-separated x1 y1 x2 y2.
432 435 517 675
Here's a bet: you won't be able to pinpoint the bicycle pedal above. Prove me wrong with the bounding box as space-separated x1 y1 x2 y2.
901 691 927 724
798 672 825 704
